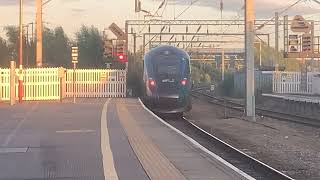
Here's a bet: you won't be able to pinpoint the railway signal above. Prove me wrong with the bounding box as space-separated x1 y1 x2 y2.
116 40 127 63
302 33 313 53
71 46 78 104
71 47 79 64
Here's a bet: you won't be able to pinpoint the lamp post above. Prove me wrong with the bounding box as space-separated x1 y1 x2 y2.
36 0 43 67
35 0 56 67
24 22 34 67
245 0 256 121
18 0 24 103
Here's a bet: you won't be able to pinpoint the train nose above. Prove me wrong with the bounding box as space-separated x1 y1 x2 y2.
156 97 180 109
149 95 190 114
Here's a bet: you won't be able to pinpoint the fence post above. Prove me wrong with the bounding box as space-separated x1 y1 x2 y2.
62 70 66 99
73 63 77 103
58 67 65 103
0 68 2 101
10 61 16 105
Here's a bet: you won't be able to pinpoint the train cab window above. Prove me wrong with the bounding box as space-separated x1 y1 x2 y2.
156 63 180 75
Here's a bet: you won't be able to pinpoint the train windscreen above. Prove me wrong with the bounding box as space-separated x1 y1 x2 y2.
153 55 188 91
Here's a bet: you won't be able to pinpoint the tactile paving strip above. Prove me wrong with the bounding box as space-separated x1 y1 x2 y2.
116 99 186 180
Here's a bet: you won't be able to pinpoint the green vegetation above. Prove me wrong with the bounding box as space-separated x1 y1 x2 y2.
191 62 218 86
0 37 10 67
127 58 144 97
254 42 300 71
0 25 106 68
217 73 234 96
75 25 105 68
43 27 71 67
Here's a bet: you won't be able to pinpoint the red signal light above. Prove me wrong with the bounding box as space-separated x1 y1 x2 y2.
117 54 127 63
118 54 124 60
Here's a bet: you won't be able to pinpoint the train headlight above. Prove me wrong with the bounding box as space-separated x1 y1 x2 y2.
181 79 187 86
149 79 156 87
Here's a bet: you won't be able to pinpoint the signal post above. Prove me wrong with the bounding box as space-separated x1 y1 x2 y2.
284 15 318 93
245 0 256 121
108 23 128 68
71 47 79 104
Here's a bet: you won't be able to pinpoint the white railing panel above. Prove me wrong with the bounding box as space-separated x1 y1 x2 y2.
1 68 126 101
273 71 313 95
0 69 11 101
65 69 126 98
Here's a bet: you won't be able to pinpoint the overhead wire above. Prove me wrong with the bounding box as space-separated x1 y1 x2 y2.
194 4 244 47
174 0 201 20
203 0 308 47
144 0 170 47
153 0 167 17
252 0 320 36
145 0 202 48
256 0 306 31
160 0 169 17
137 0 167 35
310 0 320 4
181 0 226 49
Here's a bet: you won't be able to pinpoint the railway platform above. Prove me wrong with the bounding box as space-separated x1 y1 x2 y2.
0 98 250 180
262 93 320 104
261 93 320 117
103 98 250 180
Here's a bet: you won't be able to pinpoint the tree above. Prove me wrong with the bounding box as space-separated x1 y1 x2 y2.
4 26 19 61
75 25 104 68
43 26 70 67
0 37 10 67
3 26 35 67
191 66 201 85
254 42 300 71
53 27 70 67
203 74 212 84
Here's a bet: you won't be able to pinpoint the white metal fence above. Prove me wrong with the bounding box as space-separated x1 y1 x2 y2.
65 69 126 98
0 69 11 101
0 68 126 101
23 68 61 100
273 72 313 94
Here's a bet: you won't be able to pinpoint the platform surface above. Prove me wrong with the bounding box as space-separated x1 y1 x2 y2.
263 93 320 103
0 98 247 180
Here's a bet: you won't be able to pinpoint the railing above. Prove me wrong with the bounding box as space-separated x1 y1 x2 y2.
65 69 126 98
23 68 60 100
0 68 126 101
273 72 313 94
0 69 11 101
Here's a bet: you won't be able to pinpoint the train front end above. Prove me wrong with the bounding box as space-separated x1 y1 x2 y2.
144 46 192 114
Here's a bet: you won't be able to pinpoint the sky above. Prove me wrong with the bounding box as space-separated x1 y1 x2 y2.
0 0 320 38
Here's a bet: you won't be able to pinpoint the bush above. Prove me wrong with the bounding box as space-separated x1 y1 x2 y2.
127 71 144 97
127 59 144 97
217 73 234 96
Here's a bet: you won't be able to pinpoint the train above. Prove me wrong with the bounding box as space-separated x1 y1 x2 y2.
142 45 192 115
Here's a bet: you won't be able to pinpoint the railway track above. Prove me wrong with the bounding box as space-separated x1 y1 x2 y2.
157 114 293 180
192 90 320 127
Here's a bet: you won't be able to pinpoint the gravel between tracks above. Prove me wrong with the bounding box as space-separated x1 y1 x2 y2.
186 97 320 180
